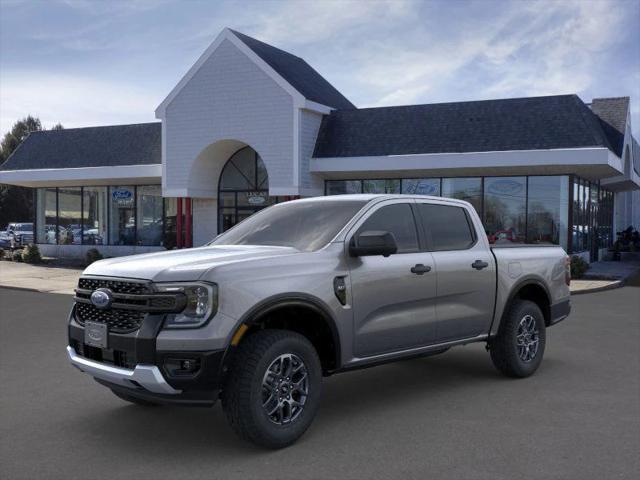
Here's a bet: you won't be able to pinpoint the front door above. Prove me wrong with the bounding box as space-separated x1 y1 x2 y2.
348 201 438 357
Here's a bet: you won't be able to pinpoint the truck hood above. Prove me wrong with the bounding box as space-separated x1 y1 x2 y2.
82 245 300 282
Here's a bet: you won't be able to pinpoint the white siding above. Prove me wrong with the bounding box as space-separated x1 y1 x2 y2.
192 198 218 246
163 39 295 197
298 109 324 194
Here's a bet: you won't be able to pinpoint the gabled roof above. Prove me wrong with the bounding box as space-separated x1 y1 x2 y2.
313 94 616 158
230 30 355 110
0 123 161 171
590 97 630 157
156 28 355 116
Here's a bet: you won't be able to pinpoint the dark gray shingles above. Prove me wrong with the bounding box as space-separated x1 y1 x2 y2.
230 29 355 110
313 95 617 158
590 97 629 156
1 123 161 171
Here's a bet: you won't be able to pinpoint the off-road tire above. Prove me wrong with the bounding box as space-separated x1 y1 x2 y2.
489 299 546 378
111 389 160 407
221 329 322 449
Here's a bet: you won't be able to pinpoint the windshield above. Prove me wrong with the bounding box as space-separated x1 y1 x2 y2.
211 199 368 251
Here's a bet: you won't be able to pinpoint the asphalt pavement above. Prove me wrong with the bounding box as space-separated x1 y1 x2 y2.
1 280 639 480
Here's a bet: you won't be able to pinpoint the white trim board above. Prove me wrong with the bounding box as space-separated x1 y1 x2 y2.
0 164 162 187
311 148 623 176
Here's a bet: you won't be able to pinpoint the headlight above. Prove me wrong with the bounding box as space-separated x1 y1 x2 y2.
156 282 218 328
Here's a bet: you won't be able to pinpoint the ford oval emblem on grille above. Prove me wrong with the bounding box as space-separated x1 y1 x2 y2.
90 288 113 309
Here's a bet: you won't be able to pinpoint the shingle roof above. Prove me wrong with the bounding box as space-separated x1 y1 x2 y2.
590 97 629 157
313 95 616 158
0 123 161 171
230 29 355 110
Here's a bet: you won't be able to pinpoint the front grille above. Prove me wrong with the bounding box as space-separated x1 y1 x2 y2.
74 277 184 334
78 277 151 295
75 302 145 333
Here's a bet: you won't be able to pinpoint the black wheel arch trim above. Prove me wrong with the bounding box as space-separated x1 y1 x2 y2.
492 276 553 334
225 293 342 372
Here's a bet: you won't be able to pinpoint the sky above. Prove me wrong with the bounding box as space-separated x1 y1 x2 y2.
1 0 639 138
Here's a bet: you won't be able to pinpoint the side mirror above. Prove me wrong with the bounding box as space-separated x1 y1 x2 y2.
349 230 398 257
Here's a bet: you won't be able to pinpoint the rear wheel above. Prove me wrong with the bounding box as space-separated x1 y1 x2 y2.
489 299 546 378
222 329 322 449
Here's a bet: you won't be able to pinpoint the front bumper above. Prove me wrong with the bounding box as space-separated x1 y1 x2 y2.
68 306 228 405
67 346 180 394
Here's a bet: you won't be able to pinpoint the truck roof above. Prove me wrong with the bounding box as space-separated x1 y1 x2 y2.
295 193 471 207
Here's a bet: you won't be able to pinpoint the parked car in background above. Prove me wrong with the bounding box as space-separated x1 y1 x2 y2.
0 230 11 249
3 223 34 249
488 228 519 244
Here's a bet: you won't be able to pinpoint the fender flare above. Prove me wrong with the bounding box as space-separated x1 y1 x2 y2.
490 276 552 336
229 293 342 369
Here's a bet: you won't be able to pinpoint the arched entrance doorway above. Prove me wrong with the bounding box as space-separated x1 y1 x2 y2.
218 146 281 232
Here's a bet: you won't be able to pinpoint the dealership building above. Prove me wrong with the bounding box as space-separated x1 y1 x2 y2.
1 28 638 261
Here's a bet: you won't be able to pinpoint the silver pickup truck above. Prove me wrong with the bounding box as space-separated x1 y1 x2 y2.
67 194 571 448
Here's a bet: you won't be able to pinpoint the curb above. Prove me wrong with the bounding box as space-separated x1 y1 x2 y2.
0 284 40 293
0 285 74 295
570 279 624 295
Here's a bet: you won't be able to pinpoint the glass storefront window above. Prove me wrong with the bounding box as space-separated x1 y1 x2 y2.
326 180 362 195
36 188 57 244
57 187 82 245
362 179 400 194
484 177 526 244
590 183 599 254
573 178 588 252
109 186 136 245
442 177 482 215
401 178 440 196
82 187 107 245
526 176 569 250
35 185 171 247
218 146 277 233
136 185 163 246
598 190 614 249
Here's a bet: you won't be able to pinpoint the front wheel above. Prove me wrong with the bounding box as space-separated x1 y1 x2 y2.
222 329 322 449
489 299 546 378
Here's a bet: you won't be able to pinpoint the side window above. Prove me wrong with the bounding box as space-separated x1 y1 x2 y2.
357 203 419 253
418 203 475 251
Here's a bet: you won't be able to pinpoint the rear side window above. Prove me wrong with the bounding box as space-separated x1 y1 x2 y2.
358 203 419 253
418 203 475 251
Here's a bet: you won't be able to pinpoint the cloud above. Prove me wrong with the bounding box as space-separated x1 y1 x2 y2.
342 0 627 107
0 0 637 138
248 0 412 46
0 72 158 132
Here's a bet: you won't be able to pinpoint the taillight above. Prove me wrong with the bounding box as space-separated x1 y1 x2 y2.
565 255 571 286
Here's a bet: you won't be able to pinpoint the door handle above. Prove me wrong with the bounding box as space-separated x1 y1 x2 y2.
410 264 432 275
471 260 489 270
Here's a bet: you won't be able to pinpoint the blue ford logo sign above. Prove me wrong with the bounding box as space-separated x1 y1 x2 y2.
488 179 523 195
90 288 113 309
111 189 132 200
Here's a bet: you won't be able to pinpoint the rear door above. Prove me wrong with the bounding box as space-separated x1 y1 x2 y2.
347 200 438 357
415 201 496 342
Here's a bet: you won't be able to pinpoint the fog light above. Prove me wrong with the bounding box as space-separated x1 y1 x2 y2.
164 357 201 376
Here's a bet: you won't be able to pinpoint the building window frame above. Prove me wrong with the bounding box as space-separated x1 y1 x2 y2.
34 184 168 247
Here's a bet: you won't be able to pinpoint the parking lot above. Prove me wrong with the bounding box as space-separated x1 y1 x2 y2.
1 280 638 480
